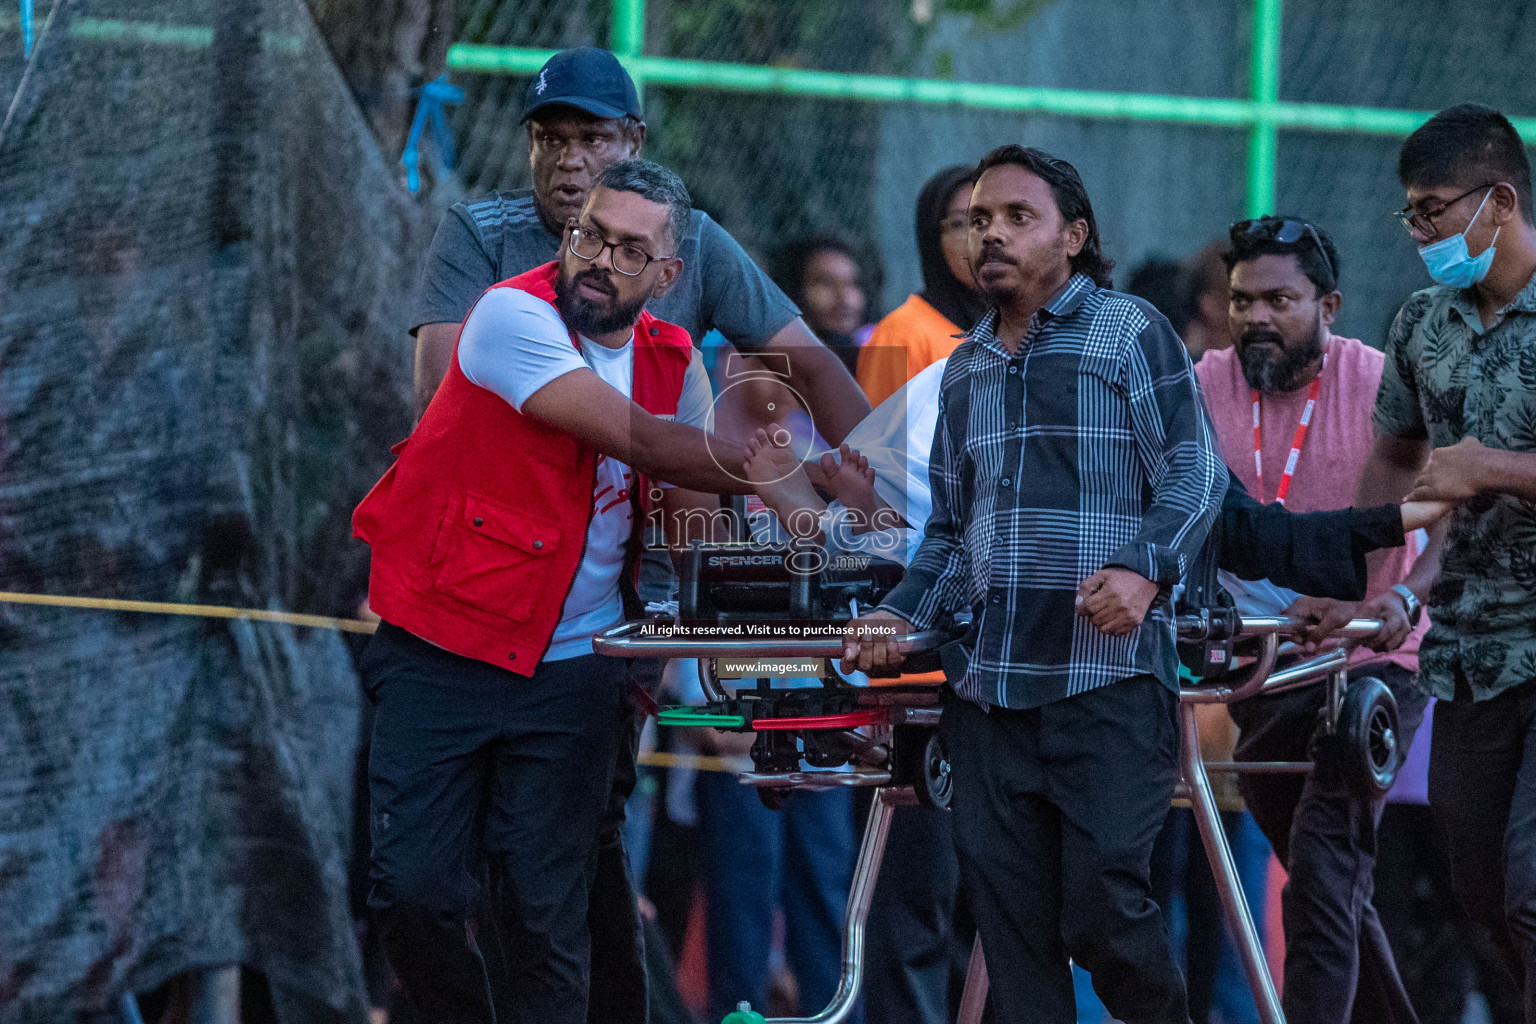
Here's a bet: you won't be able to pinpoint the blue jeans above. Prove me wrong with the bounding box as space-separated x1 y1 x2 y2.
695 772 861 1022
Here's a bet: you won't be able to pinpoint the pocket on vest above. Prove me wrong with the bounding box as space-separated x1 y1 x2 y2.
431 491 563 621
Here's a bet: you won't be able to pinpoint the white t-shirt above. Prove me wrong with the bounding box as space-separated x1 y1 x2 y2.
457 287 713 660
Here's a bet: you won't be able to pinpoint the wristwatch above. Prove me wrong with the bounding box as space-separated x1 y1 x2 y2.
1390 583 1424 627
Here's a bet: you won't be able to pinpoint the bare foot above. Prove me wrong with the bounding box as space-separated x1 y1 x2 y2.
819 444 879 526
744 425 826 539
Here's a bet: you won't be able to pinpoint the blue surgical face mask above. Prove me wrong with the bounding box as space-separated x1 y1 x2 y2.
1418 189 1501 288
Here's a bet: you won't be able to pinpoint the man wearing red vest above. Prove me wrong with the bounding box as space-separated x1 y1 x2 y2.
353 160 748 1023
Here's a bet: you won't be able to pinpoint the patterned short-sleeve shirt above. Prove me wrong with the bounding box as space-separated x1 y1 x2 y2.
1373 274 1536 700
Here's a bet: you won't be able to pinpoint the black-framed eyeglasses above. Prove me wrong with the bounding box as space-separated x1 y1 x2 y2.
1230 216 1337 287
568 226 673 277
1394 183 1496 238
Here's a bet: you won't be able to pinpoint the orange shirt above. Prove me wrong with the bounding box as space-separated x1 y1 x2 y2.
856 294 965 407
851 293 961 685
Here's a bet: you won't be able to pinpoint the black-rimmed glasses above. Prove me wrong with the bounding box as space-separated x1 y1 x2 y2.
569 226 673 277
1230 217 1337 286
1394 183 1496 238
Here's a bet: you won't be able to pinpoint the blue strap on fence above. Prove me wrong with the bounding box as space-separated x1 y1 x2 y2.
20 0 33 56
401 74 465 193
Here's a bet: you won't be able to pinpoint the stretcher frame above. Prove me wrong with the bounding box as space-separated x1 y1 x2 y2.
595 613 1389 1024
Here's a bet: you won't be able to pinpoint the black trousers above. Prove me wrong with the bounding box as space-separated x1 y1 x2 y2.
1231 662 1427 1024
946 675 1188 1024
362 622 629 1024
1428 672 1536 1023
1375 802 1525 1024
585 707 649 1024
459 699 650 1024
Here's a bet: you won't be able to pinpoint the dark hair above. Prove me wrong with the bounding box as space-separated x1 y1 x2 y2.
915 165 988 331
770 234 867 309
1124 258 1199 336
1223 217 1340 297
974 145 1114 288
592 159 692 247
1399 103 1533 225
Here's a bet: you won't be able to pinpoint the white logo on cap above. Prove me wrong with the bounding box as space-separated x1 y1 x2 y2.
535 69 550 94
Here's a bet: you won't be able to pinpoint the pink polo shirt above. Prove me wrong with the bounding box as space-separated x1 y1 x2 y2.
1195 334 1424 673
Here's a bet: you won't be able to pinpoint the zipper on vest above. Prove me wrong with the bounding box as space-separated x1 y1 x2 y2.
534 460 602 667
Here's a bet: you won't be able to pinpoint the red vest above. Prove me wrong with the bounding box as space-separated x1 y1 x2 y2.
353 262 693 674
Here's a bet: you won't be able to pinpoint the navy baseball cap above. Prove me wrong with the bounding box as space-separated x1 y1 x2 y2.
521 46 643 124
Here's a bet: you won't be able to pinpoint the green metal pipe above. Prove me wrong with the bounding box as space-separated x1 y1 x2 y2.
610 0 645 58
66 16 302 53
444 44 1536 139
5 15 1530 141
450 46 1248 125
1246 0 1283 217
610 0 645 101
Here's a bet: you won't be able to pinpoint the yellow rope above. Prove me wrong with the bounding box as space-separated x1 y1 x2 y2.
635 750 739 773
0 591 378 633
0 592 782 775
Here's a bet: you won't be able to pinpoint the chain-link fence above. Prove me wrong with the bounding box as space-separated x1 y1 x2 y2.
441 0 1536 339
448 0 904 288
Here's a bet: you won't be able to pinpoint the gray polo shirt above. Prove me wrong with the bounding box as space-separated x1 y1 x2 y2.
410 187 799 349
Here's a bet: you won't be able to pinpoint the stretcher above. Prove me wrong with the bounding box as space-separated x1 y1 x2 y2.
595 543 1403 1024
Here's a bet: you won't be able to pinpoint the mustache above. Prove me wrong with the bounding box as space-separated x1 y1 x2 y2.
573 268 616 297
974 246 1016 268
1240 329 1284 347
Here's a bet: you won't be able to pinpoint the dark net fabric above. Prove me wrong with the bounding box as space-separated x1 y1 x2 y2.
0 0 422 1018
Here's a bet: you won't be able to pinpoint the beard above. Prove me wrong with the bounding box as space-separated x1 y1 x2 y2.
971 233 1068 306
1238 323 1326 392
972 243 1019 303
554 264 650 337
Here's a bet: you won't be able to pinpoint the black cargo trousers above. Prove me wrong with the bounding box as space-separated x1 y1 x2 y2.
362 621 630 1024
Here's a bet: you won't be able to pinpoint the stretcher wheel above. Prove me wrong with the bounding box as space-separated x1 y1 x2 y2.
918 730 953 810
894 726 953 810
1339 676 1400 800
757 786 790 811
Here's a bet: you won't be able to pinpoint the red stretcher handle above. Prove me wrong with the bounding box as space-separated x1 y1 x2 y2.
750 708 888 731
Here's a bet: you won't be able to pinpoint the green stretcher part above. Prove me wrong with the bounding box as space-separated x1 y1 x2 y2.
721 1003 767 1024
656 707 748 729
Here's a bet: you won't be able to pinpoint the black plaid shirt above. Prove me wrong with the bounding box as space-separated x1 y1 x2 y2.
878 274 1227 709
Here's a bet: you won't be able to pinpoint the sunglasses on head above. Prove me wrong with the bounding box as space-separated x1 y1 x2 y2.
1229 217 1337 287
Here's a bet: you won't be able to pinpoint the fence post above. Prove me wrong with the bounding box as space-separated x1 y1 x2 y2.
1247 0 1283 218
611 0 646 101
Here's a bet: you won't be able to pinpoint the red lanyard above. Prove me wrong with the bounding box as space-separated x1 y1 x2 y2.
1251 352 1327 506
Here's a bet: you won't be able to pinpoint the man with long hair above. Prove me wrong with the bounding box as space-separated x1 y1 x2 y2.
844 145 1226 1024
